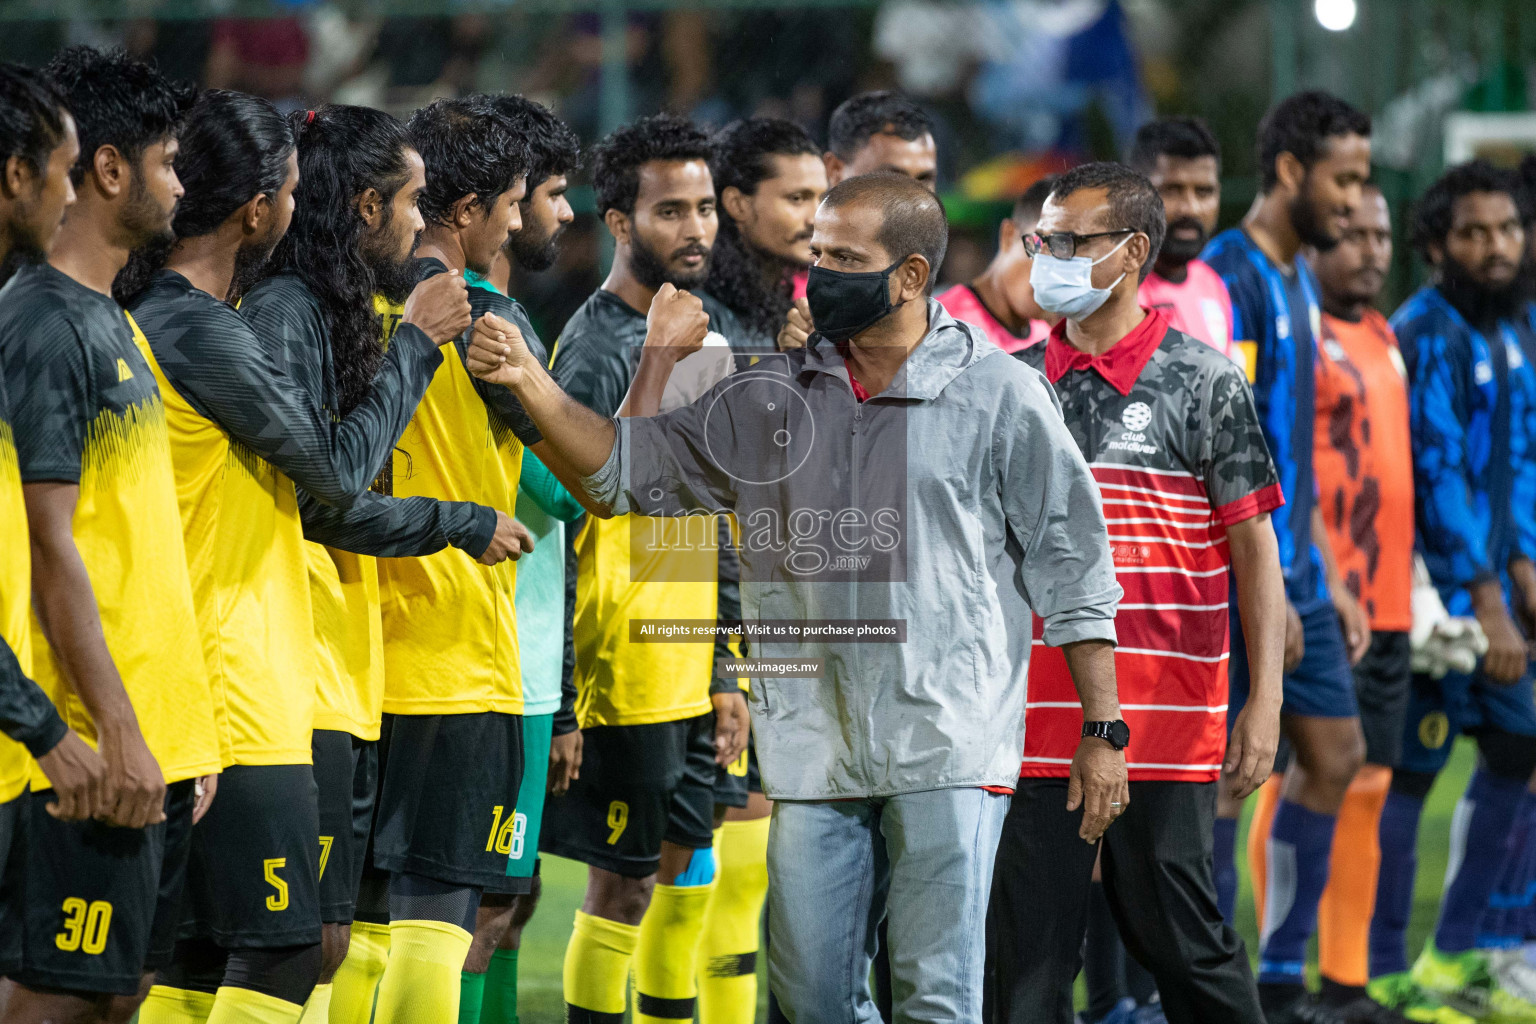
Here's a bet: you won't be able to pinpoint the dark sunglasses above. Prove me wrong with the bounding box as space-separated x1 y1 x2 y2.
1022 229 1135 260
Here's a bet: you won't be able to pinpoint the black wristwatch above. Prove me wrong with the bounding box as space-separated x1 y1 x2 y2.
1083 720 1131 751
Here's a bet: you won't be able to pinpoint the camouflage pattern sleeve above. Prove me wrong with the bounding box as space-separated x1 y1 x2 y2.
0 635 68 757
298 487 496 559
551 313 637 420
461 291 543 446
1203 358 1284 526
2 304 92 484
237 276 443 506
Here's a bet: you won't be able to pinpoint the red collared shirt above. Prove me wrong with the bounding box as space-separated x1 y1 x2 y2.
1043 308 1168 396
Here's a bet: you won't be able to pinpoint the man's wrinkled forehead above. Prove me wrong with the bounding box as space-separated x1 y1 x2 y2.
813 199 889 260
1037 189 1113 234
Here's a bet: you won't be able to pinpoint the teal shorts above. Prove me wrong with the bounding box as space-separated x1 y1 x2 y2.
504 713 553 887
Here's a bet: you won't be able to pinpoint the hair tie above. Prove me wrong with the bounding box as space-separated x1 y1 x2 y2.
305 109 316 124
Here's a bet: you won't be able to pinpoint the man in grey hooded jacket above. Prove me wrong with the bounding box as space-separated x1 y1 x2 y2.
464 171 1127 1023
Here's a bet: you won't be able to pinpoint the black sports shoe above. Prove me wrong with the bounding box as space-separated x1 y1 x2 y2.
1262 983 1312 1021
1264 993 1356 1024
1335 996 1412 1024
1318 979 1413 1024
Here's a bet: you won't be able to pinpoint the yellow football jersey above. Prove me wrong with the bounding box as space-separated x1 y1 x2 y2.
552 289 734 728
309 543 384 739
137 335 316 768
377 280 527 715
0 266 221 789
571 514 718 727
306 296 399 740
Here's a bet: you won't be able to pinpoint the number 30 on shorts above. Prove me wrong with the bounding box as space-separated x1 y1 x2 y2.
55 898 112 954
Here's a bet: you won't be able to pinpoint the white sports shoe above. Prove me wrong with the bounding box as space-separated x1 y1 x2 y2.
1489 947 1536 1008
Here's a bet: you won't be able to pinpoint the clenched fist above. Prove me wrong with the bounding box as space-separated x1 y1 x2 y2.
466 312 535 389
403 269 473 346
478 512 535 565
778 296 812 350
644 283 709 359
35 730 109 822
96 723 167 828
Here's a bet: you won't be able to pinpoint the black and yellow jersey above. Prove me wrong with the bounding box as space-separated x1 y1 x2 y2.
128 269 447 764
551 289 740 728
0 368 68 801
376 257 544 716
238 272 492 740
0 262 220 787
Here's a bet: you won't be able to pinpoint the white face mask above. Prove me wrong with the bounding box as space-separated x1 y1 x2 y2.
1029 233 1133 320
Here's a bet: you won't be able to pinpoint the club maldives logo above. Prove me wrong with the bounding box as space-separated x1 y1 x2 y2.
1109 400 1157 456
1121 401 1152 432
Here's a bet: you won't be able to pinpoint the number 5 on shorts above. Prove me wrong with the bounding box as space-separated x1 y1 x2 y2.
264 858 289 912
605 800 628 845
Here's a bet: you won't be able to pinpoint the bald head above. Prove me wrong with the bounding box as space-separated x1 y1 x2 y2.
818 172 948 286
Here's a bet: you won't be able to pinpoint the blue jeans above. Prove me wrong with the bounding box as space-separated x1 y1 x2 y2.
767 788 1008 1023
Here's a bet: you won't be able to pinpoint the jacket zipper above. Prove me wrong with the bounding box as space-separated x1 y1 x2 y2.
849 382 867 788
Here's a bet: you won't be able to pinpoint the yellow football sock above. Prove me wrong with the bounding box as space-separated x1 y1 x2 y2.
138 985 217 1024
563 910 640 1017
373 919 474 1024
205 986 306 1024
635 882 715 1023
698 817 770 1024
297 983 332 1023
329 920 389 1024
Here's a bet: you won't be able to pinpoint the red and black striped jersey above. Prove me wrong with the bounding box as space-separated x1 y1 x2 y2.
1015 312 1283 781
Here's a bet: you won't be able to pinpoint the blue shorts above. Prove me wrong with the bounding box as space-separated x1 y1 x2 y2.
1230 599 1358 722
1398 666 1536 776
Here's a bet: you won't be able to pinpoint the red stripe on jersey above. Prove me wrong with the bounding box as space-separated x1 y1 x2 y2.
1029 568 1229 644
1098 602 1229 659
1022 648 1229 782
1098 487 1211 514
1102 513 1223 533
1021 706 1226 781
1026 647 1228 703
1024 456 1233 781
1116 572 1228 605
1217 481 1285 527
1091 463 1207 498
1114 565 1231 607
1105 537 1227 575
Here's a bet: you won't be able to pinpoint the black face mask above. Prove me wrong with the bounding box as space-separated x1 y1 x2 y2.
805 258 905 343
